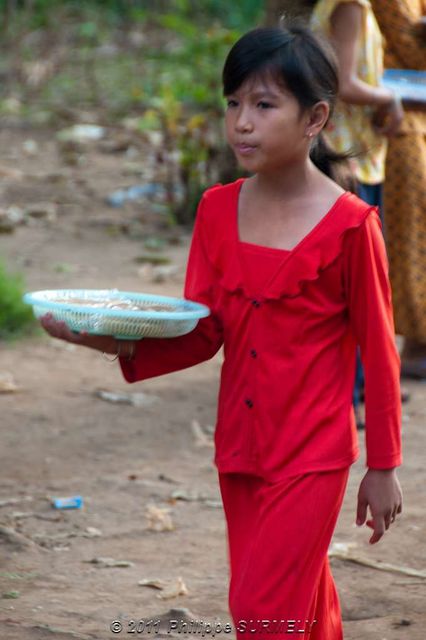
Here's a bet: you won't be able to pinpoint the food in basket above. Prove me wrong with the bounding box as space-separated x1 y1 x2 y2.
51 297 176 313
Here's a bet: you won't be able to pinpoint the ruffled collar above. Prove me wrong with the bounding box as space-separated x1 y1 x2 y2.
203 179 375 300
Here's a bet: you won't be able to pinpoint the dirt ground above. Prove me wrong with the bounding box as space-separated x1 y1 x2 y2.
0 125 425 640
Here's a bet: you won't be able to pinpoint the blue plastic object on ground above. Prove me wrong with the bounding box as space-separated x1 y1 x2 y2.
106 183 164 207
52 496 83 509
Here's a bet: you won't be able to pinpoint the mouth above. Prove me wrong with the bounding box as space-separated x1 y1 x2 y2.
234 142 257 156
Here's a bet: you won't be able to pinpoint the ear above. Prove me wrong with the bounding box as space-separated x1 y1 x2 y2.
304 101 330 138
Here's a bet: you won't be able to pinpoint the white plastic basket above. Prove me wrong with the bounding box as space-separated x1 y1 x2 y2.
23 289 210 339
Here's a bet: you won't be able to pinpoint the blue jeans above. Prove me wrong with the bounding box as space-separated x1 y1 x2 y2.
353 182 383 408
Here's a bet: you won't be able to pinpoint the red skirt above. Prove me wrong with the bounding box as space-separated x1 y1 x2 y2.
218 468 349 639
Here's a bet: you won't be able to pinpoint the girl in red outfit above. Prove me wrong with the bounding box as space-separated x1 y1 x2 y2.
41 25 402 639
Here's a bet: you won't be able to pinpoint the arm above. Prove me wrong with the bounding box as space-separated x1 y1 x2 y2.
40 193 224 381
344 211 403 543
330 2 403 135
371 0 426 70
330 2 395 105
119 194 224 382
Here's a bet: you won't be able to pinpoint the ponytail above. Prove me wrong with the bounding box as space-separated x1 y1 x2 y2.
310 133 357 191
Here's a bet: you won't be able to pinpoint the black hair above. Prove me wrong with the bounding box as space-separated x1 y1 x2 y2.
222 25 353 186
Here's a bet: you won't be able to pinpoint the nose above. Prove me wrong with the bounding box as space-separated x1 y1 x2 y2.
235 105 254 133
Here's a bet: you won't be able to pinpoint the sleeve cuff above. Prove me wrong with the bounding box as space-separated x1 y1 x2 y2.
366 453 402 469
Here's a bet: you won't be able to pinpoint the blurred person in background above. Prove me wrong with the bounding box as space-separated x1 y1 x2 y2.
310 0 404 428
370 0 426 379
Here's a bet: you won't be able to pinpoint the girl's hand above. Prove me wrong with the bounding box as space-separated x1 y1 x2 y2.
356 468 403 544
40 313 118 354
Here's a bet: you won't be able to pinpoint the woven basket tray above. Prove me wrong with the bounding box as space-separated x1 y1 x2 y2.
23 289 210 339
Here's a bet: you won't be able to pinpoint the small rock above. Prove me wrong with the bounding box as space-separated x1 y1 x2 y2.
83 527 102 538
158 474 180 484
23 139 39 155
98 135 133 154
392 619 412 628
169 489 208 503
25 202 57 223
203 500 223 509
57 124 105 143
151 265 180 284
6 206 25 226
0 526 35 551
138 578 167 590
87 557 134 568
0 373 20 394
0 209 24 233
94 389 159 408
135 252 172 263
0 495 32 507
0 164 23 179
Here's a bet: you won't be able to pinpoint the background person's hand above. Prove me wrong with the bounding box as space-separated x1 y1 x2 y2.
372 95 404 137
414 16 426 41
356 468 403 544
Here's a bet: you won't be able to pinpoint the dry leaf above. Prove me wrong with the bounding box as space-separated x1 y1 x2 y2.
158 577 189 600
190 420 213 448
145 504 175 532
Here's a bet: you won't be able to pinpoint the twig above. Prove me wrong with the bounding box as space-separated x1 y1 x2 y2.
328 549 426 579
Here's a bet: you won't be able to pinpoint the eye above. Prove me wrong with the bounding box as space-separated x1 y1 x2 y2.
226 98 238 108
257 101 273 109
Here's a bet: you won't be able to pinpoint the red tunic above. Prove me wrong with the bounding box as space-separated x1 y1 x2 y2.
121 179 402 480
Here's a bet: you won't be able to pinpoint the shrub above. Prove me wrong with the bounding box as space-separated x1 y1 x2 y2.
0 261 35 340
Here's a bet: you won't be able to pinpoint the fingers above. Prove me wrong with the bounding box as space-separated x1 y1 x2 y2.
367 508 401 544
384 511 393 530
375 119 400 137
40 313 82 344
357 469 403 544
372 98 404 138
369 515 385 544
356 495 368 526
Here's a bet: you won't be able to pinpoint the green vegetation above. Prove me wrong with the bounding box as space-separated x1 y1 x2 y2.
0 261 35 340
0 1 264 222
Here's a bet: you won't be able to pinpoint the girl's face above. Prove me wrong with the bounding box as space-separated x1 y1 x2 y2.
224 74 312 175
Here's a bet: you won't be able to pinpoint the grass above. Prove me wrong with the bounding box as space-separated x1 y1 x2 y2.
0 261 36 340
